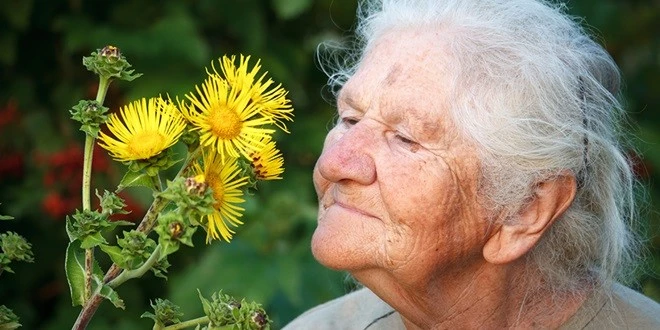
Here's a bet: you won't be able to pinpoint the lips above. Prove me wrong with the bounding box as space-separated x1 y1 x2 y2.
334 201 377 218
318 184 379 219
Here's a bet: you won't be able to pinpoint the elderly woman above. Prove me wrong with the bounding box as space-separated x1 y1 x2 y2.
285 0 660 329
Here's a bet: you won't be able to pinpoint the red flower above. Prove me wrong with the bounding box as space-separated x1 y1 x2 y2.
42 192 71 220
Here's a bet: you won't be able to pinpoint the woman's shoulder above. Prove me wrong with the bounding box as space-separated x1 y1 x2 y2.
282 287 404 330
608 283 660 326
561 283 660 329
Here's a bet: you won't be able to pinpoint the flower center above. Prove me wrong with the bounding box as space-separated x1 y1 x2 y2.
207 106 242 139
127 131 165 159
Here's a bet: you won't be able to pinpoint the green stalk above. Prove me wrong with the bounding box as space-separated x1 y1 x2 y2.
73 148 201 329
81 76 111 301
108 244 162 288
82 77 110 210
161 316 210 330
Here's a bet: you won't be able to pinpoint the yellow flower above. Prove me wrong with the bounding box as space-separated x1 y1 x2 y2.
98 97 186 162
220 55 294 132
195 152 249 243
181 55 283 163
250 139 284 180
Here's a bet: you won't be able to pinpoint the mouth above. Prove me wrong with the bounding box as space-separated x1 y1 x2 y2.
333 200 377 219
318 186 378 219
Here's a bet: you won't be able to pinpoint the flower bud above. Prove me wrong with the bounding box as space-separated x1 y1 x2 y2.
100 45 121 60
168 221 184 239
142 298 183 326
82 45 142 81
96 190 128 216
185 175 207 195
0 232 34 263
69 100 109 137
250 310 269 329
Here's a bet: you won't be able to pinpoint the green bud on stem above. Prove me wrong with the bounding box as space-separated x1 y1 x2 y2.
141 298 184 327
82 45 142 81
69 100 109 137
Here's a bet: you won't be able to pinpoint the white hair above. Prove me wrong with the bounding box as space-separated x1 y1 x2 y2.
318 0 643 291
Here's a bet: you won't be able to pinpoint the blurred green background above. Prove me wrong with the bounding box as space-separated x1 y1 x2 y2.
0 0 658 329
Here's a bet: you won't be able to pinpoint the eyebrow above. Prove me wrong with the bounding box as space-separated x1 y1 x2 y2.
337 89 365 113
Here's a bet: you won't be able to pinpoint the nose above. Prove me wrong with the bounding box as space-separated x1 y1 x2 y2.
316 121 377 185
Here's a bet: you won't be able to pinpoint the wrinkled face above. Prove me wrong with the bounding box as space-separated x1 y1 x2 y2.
312 29 492 286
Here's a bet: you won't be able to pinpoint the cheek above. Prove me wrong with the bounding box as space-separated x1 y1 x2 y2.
379 160 484 268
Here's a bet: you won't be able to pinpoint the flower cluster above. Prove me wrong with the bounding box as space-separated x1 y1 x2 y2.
96 55 293 243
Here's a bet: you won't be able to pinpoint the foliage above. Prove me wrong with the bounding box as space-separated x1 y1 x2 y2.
0 0 658 329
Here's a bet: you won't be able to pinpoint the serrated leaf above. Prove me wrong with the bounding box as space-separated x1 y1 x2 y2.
65 241 86 306
80 232 107 249
117 171 156 191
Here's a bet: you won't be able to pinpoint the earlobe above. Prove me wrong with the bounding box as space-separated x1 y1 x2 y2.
483 174 577 265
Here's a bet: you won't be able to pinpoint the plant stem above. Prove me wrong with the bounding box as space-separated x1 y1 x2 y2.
82 76 110 210
81 76 111 303
162 316 210 330
71 196 169 330
72 148 200 330
81 137 95 212
108 244 162 288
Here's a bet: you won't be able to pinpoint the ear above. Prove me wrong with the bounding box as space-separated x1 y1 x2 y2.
483 174 577 265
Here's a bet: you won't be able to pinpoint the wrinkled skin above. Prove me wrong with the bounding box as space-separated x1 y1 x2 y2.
311 28 583 329
312 28 488 289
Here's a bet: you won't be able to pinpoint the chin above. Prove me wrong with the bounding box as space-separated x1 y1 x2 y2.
311 225 350 270
311 215 380 271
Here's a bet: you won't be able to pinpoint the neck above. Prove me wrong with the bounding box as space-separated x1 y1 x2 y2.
352 260 588 329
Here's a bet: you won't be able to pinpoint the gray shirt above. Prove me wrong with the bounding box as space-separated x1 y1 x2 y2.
284 283 660 329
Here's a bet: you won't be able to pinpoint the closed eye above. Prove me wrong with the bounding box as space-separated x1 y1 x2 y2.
395 134 415 144
394 133 422 152
341 117 359 127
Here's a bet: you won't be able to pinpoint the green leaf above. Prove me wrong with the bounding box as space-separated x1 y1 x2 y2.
80 232 107 249
99 244 127 268
107 220 136 229
0 321 21 330
159 240 180 258
117 170 156 191
97 282 125 309
65 215 76 242
0 203 14 220
0 250 11 273
0 304 21 329
140 311 156 320
65 241 86 306
198 289 212 316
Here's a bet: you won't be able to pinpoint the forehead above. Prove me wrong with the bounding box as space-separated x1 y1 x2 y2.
339 28 455 141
